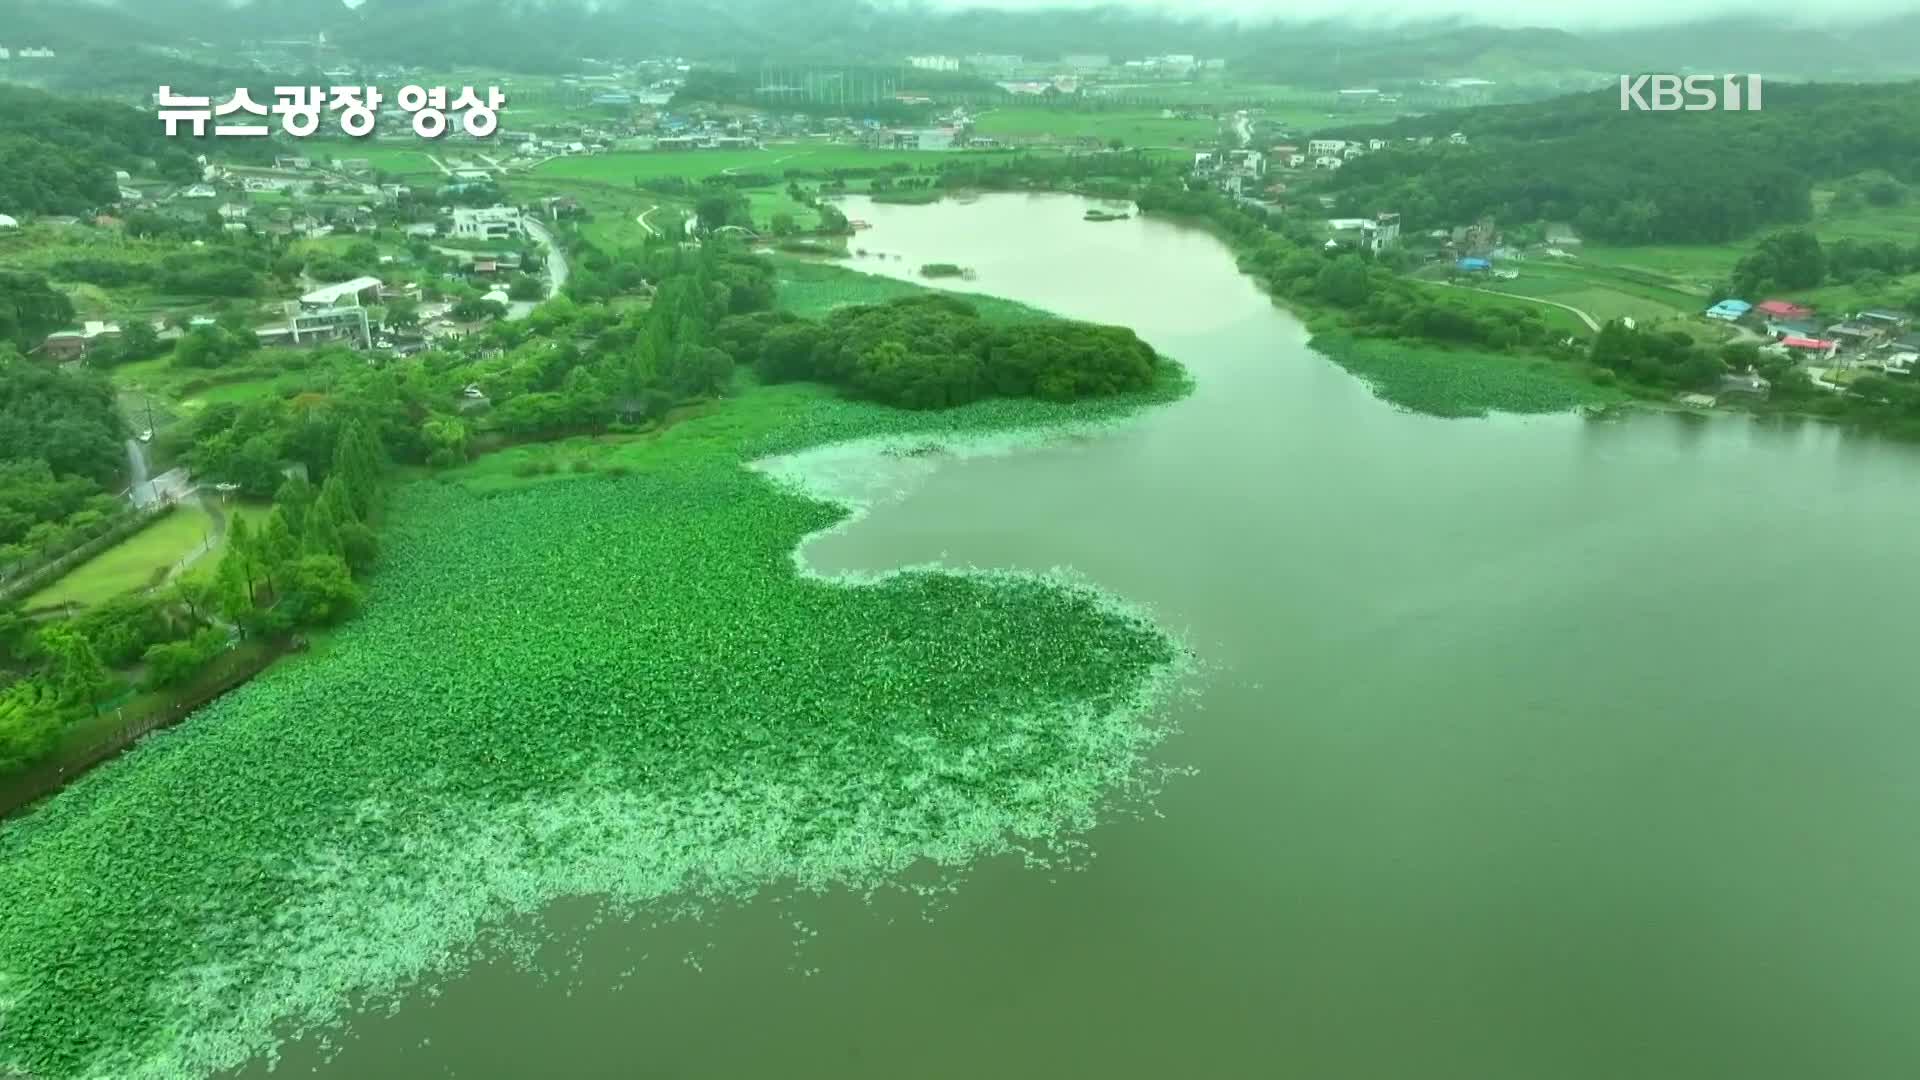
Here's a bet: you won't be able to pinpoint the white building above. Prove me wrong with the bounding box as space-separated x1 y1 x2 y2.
1307 139 1347 156
1313 156 1343 170
907 55 959 72
299 276 384 310
451 206 522 240
1327 212 1400 254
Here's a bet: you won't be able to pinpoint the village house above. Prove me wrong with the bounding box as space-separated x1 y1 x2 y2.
1327 212 1401 254
1755 299 1813 320
1827 319 1885 351
31 321 121 361
1307 138 1347 157
1705 299 1752 322
1314 156 1343 170
1857 308 1912 334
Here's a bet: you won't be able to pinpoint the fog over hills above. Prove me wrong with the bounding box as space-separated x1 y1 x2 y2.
2 0 1917 81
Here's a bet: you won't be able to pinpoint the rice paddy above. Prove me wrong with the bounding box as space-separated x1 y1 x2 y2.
1311 334 1625 419
0 369 1193 1077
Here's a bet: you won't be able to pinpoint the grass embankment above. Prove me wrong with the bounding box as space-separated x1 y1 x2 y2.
0 276 1192 1079
1310 334 1627 418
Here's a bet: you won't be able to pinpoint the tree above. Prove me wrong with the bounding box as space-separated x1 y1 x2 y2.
385 297 420 329
666 344 733 398
169 578 219 628
40 627 111 711
329 419 382 519
770 212 797 237
278 554 361 627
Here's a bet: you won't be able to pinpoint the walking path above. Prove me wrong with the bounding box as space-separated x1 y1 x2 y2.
635 205 661 236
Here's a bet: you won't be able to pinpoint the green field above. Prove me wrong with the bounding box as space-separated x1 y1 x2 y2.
27 504 218 610
1485 263 1708 326
971 106 1219 146
532 146 968 185
296 139 452 179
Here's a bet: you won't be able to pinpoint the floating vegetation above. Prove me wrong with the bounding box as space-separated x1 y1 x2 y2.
770 258 1045 323
918 262 972 279
1310 332 1625 419
1083 209 1130 222
0 366 1195 1078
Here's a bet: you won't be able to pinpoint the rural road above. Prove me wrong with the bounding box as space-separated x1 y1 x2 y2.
1428 279 1601 332
125 438 152 505
635 204 661 237
519 217 569 299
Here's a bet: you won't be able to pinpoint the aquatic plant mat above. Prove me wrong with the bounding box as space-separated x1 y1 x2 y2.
0 373 1194 1079
1311 333 1624 419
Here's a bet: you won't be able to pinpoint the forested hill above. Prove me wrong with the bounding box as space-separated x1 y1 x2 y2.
1316 81 1920 245
0 86 231 216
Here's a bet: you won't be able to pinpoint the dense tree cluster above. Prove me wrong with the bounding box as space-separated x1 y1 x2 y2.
0 353 126 567
1320 82 1920 244
0 272 76 351
0 86 221 216
718 293 1160 409
1730 228 1920 308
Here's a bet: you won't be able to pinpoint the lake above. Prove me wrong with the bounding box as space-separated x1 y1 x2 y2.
250 193 1920 1079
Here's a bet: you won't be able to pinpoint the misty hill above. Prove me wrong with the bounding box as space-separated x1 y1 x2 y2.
1314 80 1920 245
2 0 1918 84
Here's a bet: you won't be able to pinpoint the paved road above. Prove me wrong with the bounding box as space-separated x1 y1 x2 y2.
519 217 569 299
1427 279 1601 332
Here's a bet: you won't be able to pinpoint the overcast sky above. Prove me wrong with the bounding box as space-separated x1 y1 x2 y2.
893 0 1913 29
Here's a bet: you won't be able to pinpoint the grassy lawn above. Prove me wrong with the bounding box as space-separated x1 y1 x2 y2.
971 106 1220 146
27 504 218 610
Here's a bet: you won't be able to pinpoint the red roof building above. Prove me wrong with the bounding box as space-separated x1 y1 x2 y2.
1757 300 1813 318
1780 336 1836 351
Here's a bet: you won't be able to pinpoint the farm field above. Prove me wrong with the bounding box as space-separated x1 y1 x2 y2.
1488 263 1706 325
296 139 455 178
970 106 1220 146
531 146 972 185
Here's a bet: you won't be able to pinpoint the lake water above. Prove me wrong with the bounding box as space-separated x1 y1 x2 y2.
252 194 1920 1079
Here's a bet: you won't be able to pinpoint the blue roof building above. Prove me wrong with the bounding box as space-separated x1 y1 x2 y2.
1456 257 1491 271
1706 298 1752 321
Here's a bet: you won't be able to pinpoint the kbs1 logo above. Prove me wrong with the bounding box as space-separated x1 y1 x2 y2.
1620 74 1762 112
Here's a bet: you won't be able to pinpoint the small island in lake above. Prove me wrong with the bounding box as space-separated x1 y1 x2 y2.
1084 209 1131 222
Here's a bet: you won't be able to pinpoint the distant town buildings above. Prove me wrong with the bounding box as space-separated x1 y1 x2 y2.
908 55 960 72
